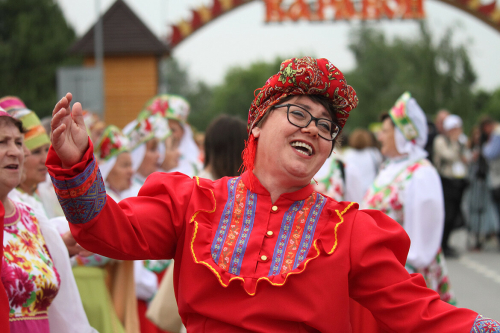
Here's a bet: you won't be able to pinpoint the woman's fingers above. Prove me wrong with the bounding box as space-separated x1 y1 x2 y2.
51 123 67 149
51 108 67 133
71 102 85 129
52 93 73 117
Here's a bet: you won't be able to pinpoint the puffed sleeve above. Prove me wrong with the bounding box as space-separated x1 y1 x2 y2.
348 209 478 332
403 165 444 269
46 140 208 261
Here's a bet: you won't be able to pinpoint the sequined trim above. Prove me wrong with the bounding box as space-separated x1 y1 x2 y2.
51 159 107 224
470 314 500 333
269 192 327 276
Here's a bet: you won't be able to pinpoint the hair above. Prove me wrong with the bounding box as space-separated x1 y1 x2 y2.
380 112 394 125
0 116 24 134
204 115 247 179
479 116 495 131
348 128 375 150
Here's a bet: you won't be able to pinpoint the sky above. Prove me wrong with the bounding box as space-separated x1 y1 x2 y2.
56 0 500 92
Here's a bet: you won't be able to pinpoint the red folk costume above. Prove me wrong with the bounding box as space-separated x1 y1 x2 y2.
46 57 499 333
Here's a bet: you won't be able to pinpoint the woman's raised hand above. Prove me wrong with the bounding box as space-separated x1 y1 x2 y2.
51 93 89 168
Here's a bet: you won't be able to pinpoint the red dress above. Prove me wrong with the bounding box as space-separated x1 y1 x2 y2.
46 141 498 333
0 201 10 333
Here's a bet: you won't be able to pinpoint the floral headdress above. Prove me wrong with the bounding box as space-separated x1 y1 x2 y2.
389 92 419 141
95 125 129 162
143 94 190 124
242 57 358 176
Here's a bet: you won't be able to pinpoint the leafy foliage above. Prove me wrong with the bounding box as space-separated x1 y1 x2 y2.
0 0 79 117
344 23 477 132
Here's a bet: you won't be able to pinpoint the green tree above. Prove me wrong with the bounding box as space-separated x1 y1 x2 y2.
0 0 79 117
345 23 477 132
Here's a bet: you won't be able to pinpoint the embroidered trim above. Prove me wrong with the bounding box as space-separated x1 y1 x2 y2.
293 194 326 270
51 159 98 199
9 315 49 322
229 190 257 275
470 314 500 333
211 177 240 263
190 185 356 296
51 159 107 224
269 200 305 276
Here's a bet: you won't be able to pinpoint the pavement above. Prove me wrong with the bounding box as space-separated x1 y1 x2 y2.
446 228 500 319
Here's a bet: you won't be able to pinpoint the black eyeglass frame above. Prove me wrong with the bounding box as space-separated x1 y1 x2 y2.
273 104 340 141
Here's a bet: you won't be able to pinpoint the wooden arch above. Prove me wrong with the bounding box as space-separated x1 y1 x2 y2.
167 0 500 48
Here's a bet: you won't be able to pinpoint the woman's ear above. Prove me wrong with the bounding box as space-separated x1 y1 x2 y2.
251 126 261 138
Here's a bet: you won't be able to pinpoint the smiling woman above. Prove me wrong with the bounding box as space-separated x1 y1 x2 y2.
46 57 499 332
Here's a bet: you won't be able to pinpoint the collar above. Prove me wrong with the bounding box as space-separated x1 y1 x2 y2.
240 170 314 202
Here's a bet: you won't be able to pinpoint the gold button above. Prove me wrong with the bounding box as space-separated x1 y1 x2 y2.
271 205 278 212
260 255 268 261
266 231 274 236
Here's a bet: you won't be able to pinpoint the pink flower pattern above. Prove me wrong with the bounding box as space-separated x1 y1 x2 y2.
2 201 60 319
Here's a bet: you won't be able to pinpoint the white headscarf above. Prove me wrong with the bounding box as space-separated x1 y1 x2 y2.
392 94 428 160
123 119 149 173
443 114 462 132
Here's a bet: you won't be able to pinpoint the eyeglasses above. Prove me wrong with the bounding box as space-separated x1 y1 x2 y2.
273 104 340 141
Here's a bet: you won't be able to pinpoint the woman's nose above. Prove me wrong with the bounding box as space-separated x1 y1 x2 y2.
301 121 319 137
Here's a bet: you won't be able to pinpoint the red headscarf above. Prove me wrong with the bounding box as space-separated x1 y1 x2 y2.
242 56 358 176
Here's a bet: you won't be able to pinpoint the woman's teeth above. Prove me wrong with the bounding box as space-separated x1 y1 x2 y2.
291 141 313 156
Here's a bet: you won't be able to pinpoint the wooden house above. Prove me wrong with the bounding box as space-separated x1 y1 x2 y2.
71 0 169 128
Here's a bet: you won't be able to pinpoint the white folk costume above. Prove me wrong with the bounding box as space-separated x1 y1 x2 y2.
314 153 365 203
362 92 455 303
143 94 201 177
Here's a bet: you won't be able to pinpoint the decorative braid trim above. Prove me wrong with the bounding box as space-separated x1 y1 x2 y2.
470 314 500 333
51 159 107 224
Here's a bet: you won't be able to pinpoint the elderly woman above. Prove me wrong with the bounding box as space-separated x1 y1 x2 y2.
0 110 59 332
47 57 498 332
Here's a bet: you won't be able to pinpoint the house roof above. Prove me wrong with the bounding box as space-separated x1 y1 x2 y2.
71 0 169 56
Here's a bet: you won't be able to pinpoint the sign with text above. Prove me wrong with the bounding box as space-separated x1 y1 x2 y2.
264 0 425 22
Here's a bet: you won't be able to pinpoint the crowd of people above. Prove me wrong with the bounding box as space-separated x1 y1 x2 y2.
0 56 499 332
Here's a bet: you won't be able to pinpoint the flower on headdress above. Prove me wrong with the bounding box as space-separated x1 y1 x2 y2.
147 99 169 116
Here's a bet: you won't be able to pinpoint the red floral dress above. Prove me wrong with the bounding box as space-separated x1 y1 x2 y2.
2 200 60 332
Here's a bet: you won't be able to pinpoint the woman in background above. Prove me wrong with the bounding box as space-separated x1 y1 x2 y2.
199 115 247 180
352 92 455 332
143 95 201 177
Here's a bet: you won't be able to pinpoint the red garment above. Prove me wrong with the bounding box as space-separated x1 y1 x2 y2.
47 143 481 332
0 202 10 333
